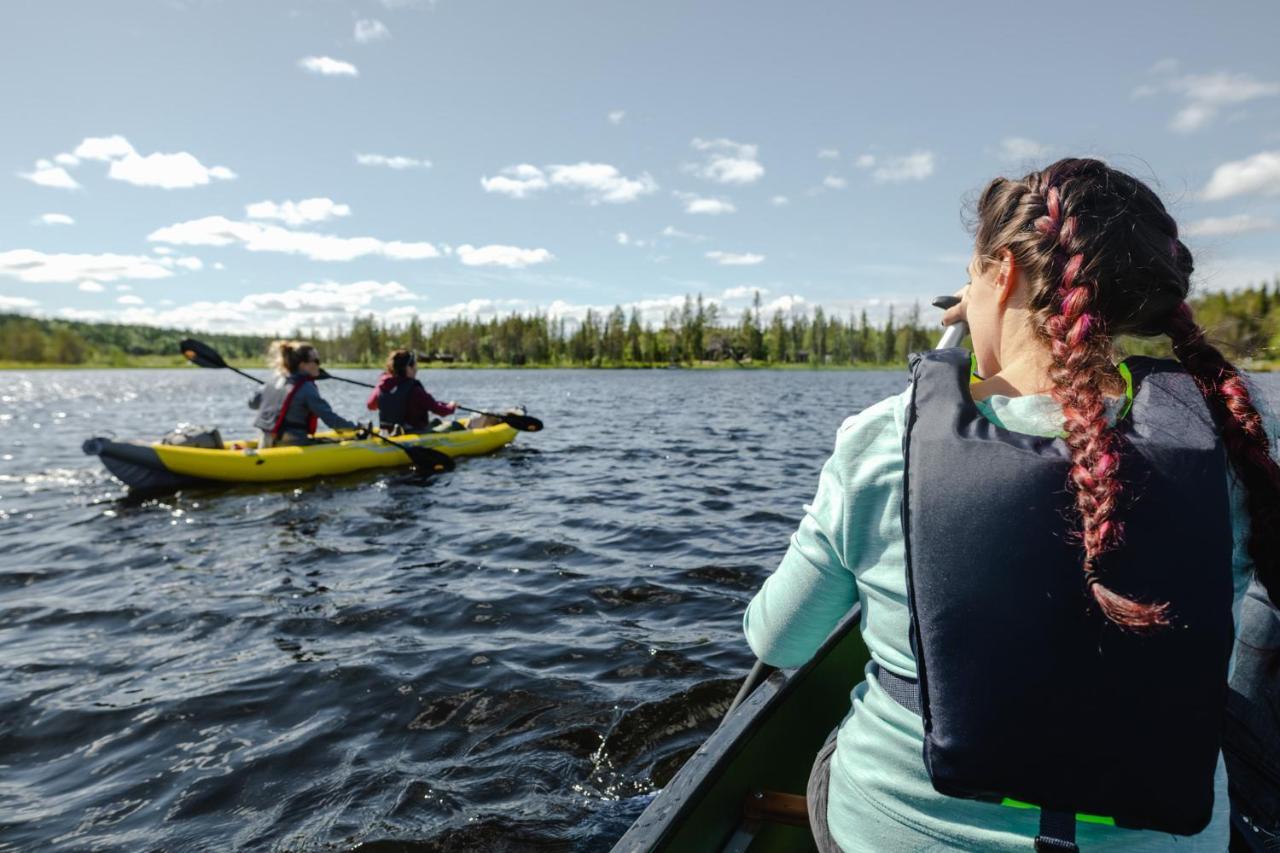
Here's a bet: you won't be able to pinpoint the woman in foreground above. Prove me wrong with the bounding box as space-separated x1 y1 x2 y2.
744 158 1280 851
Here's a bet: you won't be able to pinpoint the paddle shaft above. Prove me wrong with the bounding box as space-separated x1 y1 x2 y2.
229 365 265 385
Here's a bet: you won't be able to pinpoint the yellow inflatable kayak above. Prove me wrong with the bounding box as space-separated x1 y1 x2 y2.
83 420 519 491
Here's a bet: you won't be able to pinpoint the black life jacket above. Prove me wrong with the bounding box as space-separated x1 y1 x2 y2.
898 349 1234 840
376 376 421 431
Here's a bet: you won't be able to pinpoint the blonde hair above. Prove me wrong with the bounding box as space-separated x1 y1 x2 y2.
267 340 316 375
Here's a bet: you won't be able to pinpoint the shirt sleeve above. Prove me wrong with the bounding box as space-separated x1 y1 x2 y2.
413 384 455 418
743 394 903 668
366 387 380 411
301 385 358 431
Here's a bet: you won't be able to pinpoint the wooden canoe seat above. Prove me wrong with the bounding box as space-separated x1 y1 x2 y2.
743 789 811 829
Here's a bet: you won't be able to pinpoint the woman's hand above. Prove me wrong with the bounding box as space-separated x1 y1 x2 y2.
941 284 969 328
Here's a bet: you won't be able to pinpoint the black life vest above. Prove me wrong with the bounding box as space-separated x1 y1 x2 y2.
376 376 421 431
899 349 1234 838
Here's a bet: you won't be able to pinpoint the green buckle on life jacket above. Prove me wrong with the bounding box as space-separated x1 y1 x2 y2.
1000 797 1116 827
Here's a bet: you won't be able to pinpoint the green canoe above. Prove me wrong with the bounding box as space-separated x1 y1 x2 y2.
611 608 869 852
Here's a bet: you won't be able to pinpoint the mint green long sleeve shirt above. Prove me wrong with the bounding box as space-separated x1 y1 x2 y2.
744 386 1260 852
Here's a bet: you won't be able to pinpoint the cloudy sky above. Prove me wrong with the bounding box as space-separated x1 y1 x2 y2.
2 0 1279 334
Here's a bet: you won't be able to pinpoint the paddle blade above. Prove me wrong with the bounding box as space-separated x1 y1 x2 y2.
408 446 455 474
179 338 229 369
502 413 544 432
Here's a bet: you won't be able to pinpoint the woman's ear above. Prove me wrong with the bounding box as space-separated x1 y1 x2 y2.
996 248 1018 307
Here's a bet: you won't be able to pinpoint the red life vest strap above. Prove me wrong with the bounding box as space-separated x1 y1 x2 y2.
272 375 317 438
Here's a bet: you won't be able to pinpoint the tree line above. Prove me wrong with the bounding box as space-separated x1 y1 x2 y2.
3 282 1279 368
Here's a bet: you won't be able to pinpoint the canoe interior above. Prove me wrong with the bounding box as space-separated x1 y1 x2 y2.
613 607 869 853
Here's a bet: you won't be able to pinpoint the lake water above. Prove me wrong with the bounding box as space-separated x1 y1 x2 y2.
2 367 1277 851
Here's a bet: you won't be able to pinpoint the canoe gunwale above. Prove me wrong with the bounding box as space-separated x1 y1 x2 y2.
611 606 867 852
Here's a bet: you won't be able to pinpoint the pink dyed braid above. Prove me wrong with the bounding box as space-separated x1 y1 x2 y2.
1038 184 1171 629
1167 301 1280 607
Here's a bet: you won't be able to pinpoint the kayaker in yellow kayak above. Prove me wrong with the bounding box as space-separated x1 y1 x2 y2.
365 349 457 434
249 340 360 447
743 158 1280 852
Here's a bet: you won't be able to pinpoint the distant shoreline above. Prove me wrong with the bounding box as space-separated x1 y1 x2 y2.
4 359 1277 373
0 358 914 372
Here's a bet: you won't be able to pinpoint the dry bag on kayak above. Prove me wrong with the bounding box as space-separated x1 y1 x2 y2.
896 349 1234 842
160 426 223 449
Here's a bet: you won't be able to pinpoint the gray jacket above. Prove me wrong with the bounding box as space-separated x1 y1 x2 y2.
248 373 357 442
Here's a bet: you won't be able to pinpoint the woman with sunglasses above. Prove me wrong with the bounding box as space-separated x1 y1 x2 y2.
248 340 359 448
366 349 457 434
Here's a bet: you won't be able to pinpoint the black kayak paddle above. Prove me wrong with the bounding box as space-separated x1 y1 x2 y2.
317 369 544 432
180 338 264 384
369 431 455 474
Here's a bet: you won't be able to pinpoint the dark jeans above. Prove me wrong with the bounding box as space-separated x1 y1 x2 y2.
807 733 844 852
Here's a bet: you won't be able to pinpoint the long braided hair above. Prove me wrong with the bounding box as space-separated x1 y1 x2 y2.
973 158 1280 628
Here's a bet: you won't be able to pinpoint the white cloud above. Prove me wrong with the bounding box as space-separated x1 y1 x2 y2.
147 216 441 262
763 294 807 315
854 154 876 169
547 162 657 204
39 213 75 226
456 244 554 268
1183 213 1278 237
818 148 840 160
1172 72 1280 132
20 160 80 189
608 110 626 125
616 232 650 248
706 250 765 266
872 151 935 182
481 164 547 198
58 280 423 335
63 135 237 188
1137 66 1280 132
354 19 390 42
483 162 655 204
54 153 79 167
677 192 736 215
109 151 236 189
246 197 352 226
822 175 847 190
74 135 136 161
770 195 790 206
1201 151 1280 201
997 137 1054 162
117 294 144 305
688 137 764 184
0 250 174 285
0 295 38 310
174 256 204 271
356 152 431 169
661 225 705 241
299 56 359 77
722 286 769 299
78 280 105 292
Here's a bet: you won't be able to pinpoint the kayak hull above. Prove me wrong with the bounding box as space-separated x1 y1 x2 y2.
612 608 869 852
83 422 518 490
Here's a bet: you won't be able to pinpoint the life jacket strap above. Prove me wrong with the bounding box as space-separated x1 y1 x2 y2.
871 661 922 715
873 663 1082 852
1034 811 1078 852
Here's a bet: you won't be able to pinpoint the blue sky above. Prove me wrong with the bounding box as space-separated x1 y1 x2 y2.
2 0 1279 334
